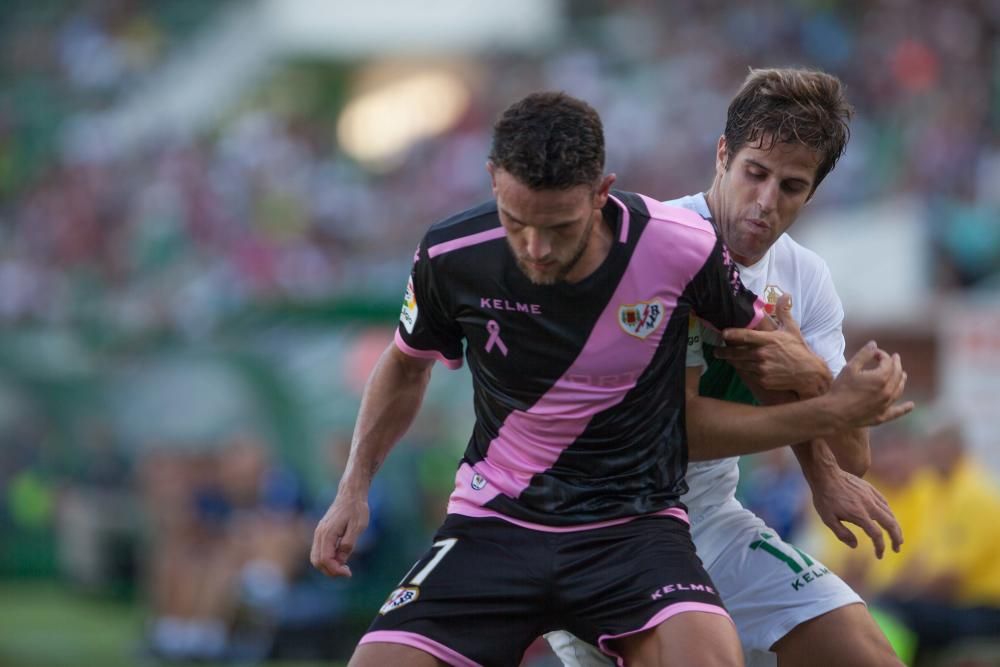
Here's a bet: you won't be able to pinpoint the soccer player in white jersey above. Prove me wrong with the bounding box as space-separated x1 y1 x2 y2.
548 69 907 666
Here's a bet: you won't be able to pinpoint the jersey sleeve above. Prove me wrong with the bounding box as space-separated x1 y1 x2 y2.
688 238 768 333
394 240 464 369
801 261 847 377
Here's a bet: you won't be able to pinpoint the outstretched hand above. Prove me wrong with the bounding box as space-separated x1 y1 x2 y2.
809 466 903 559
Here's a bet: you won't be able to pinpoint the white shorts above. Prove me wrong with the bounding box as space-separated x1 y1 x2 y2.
546 498 863 666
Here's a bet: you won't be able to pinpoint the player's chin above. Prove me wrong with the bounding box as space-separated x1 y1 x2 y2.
520 263 559 285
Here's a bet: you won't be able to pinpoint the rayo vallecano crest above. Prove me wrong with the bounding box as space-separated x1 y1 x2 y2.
379 586 420 615
618 300 665 339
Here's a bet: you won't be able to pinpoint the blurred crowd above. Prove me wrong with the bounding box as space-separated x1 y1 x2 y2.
0 0 998 338
2 1 1000 665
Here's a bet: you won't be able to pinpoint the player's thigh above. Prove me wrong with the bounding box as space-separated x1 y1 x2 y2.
614 611 742 667
696 505 862 656
364 514 546 666
771 603 902 667
558 516 732 665
350 641 449 667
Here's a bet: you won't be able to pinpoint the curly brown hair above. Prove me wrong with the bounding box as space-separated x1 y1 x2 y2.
724 68 854 192
488 91 605 190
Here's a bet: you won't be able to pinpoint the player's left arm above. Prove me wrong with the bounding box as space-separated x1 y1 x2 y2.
687 236 882 475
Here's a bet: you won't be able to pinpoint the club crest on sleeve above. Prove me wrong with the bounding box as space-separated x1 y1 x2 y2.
618 300 665 339
379 586 420 615
762 284 784 315
471 473 487 490
400 276 418 334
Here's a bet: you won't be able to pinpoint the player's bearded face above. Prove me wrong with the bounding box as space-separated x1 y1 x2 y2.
713 137 820 266
507 208 595 285
491 169 609 285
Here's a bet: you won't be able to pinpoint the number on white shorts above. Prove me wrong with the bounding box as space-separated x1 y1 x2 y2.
749 532 814 574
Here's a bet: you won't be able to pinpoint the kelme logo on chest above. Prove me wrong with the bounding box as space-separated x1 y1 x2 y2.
618 300 665 339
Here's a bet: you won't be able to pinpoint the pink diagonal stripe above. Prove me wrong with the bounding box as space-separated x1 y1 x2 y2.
428 227 507 258
454 205 719 503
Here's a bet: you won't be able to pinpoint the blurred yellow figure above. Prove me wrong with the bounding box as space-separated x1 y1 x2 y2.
812 408 1000 660
904 419 1000 607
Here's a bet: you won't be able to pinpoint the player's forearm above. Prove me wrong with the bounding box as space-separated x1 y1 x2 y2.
686 394 844 460
339 344 433 496
792 367 867 474
791 439 839 486
818 427 870 476
795 354 835 397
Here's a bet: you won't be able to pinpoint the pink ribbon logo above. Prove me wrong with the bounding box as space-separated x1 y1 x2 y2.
485 319 508 356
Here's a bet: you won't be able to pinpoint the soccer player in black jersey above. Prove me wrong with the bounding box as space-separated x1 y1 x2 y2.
311 91 910 667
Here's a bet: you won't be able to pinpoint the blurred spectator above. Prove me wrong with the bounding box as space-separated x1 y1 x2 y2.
0 0 997 339
811 407 1000 664
140 435 313 661
877 409 1000 661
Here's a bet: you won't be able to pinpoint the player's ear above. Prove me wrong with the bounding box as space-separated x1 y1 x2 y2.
486 161 499 194
593 173 616 206
717 135 736 175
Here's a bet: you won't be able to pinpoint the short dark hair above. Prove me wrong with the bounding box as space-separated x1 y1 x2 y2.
489 91 605 190
724 68 853 191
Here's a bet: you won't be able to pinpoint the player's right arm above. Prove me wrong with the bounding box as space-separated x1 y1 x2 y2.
684 231 911 456
719 293 871 474
311 344 434 578
685 339 911 460
313 235 461 579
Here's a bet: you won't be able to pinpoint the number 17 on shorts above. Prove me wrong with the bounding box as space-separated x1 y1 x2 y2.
379 538 458 615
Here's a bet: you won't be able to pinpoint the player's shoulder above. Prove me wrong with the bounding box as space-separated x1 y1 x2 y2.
614 190 717 240
421 200 504 260
426 199 499 243
771 234 842 325
772 233 832 281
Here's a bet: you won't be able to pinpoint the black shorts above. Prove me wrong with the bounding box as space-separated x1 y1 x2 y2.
360 513 728 666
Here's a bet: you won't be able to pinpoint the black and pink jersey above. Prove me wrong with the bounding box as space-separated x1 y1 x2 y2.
395 191 767 529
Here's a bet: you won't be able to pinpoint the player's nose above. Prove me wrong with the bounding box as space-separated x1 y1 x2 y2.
756 180 780 214
524 228 552 259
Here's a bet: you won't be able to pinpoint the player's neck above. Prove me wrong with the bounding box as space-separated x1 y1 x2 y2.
563 211 613 284
703 184 721 224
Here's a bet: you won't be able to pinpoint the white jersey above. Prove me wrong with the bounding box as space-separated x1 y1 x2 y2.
667 193 847 518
